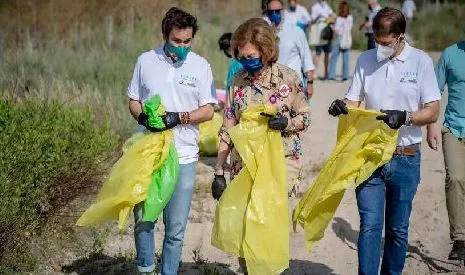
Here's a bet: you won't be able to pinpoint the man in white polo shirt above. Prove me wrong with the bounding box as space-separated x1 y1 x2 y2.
328 7 440 275
127 7 216 275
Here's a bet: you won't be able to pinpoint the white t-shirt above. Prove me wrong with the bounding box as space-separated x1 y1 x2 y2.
311 1 333 23
367 4 381 34
127 47 217 164
285 4 312 25
277 22 315 81
402 0 416 19
334 15 353 36
345 43 441 146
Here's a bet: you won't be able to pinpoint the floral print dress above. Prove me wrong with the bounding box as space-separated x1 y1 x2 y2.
219 63 311 196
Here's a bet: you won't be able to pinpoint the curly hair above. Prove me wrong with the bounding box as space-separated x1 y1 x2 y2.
162 7 199 39
232 18 279 65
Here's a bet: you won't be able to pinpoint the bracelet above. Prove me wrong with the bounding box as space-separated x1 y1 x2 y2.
180 112 190 124
405 111 413 126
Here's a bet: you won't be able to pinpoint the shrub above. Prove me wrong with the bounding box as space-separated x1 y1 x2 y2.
409 3 465 51
0 99 118 272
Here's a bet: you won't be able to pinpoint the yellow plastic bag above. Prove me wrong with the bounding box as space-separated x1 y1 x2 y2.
292 107 399 250
77 95 177 230
198 112 223 156
211 105 289 275
76 130 174 230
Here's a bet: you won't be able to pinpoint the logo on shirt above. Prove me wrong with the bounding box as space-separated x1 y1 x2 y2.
179 74 197 88
400 71 418 84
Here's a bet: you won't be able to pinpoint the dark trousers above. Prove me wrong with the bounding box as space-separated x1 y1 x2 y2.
366 33 376 50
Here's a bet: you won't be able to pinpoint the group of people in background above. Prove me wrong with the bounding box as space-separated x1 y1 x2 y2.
125 0 464 274
251 0 417 83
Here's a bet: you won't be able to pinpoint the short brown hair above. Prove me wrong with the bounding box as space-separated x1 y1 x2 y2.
162 7 198 39
338 1 350 18
232 18 279 65
373 7 406 36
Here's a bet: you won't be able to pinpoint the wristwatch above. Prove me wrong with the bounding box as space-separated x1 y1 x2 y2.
307 79 314 85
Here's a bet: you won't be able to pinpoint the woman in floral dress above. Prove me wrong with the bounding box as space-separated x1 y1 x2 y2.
211 17 310 199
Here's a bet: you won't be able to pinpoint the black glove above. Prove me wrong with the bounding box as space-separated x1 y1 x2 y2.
328 99 349 117
376 109 407 129
161 112 181 129
137 113 164 132
260 113 288 131
211 174 227 200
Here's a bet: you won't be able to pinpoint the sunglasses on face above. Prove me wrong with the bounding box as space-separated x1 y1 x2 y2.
266 9 282 15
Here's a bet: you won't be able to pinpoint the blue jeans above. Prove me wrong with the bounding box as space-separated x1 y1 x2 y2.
328 38 350 80
134 162 197 274
356 148 421 275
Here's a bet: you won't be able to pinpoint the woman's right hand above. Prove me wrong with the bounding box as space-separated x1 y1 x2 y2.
211 174 227 200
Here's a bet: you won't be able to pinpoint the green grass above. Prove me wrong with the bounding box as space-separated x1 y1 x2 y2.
0 15 232 137
0 5 234 271
409 3 465 51
0 99 117 272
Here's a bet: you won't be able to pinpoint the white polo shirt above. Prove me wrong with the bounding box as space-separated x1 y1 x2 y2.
127 47 217 164
311 1 333 23
277 22 315 81
285 4 312 25
345 43 441 146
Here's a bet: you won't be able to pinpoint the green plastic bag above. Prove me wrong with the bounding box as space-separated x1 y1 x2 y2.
142 95 180 221
143 142 179 221
144 95 166 130
77 95 179 229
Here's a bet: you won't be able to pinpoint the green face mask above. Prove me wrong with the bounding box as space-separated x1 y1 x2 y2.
165 41 191 62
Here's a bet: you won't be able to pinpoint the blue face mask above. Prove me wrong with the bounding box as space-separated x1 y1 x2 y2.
165 41 191 62
239 57 264 74
267 10 282 26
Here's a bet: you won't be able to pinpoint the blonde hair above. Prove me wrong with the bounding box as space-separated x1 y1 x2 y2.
232 18 279 65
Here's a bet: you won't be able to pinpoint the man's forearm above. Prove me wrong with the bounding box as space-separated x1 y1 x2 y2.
129 99 143 121
305 70 314 81
189 104 214 124
411 101 439 126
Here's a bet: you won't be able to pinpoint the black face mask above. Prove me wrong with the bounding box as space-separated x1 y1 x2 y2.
290 5 297 12
368 4 373 11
